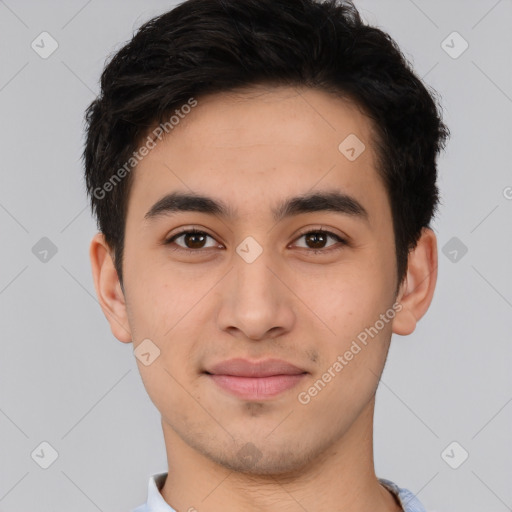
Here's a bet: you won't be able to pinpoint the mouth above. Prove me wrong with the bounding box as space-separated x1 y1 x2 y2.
204 358 308 400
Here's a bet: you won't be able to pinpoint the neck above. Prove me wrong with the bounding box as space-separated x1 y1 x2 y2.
160 397 402 512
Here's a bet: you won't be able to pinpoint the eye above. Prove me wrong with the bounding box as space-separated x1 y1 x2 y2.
164 228 220 254
164 227 348 255
292 228 348 254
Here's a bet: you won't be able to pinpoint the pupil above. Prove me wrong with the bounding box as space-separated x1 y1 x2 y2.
182 232 327 250
186 232 205 248
306 232 326 249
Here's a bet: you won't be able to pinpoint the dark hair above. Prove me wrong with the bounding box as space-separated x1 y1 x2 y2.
83 0 449 294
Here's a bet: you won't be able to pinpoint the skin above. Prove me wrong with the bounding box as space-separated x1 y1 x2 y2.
90 85 437 512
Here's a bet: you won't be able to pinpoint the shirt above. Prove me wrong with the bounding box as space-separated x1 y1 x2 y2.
132 472 427 512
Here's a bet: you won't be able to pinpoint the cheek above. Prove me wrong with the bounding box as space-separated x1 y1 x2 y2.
299 266 394 374
299 267 383 328
129 277 203 414
126 249 202 335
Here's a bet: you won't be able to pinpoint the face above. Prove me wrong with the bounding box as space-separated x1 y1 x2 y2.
112 86 405 474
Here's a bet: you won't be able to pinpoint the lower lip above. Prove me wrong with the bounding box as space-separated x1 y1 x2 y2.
208 374 307 400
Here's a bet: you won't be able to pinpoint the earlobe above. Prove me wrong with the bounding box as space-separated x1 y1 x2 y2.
392 227 438 336
89 232 132 343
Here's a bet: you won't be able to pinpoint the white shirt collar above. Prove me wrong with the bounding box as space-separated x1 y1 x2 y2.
145 472 176 511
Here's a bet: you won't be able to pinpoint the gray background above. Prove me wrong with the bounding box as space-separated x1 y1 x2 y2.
0 0 511 510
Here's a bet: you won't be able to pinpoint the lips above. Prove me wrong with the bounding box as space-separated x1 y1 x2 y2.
205 358 307 377
204 358 308 400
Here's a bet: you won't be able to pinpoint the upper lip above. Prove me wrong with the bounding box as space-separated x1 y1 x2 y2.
205 358 307 377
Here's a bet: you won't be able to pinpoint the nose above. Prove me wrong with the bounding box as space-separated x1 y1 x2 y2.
215 246 296 342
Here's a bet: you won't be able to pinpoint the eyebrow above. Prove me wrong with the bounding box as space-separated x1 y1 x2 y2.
144 190 369 224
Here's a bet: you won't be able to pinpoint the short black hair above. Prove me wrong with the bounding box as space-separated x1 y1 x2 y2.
83 0 449 293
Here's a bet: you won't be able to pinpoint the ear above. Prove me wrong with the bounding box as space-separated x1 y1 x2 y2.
392 227 438 336
89 232 132 343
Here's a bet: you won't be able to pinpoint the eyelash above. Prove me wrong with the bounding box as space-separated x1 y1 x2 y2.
163 227 348 255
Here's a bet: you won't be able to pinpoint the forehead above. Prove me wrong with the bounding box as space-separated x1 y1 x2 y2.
129 86 389 225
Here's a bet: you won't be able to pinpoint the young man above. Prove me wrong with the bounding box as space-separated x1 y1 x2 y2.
84 0 449 510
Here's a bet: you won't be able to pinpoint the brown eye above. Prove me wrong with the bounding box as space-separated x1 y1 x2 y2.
164 227 347 256
304 232 329 249
165 229 218 252
293 229 347 253
181 231 208 249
